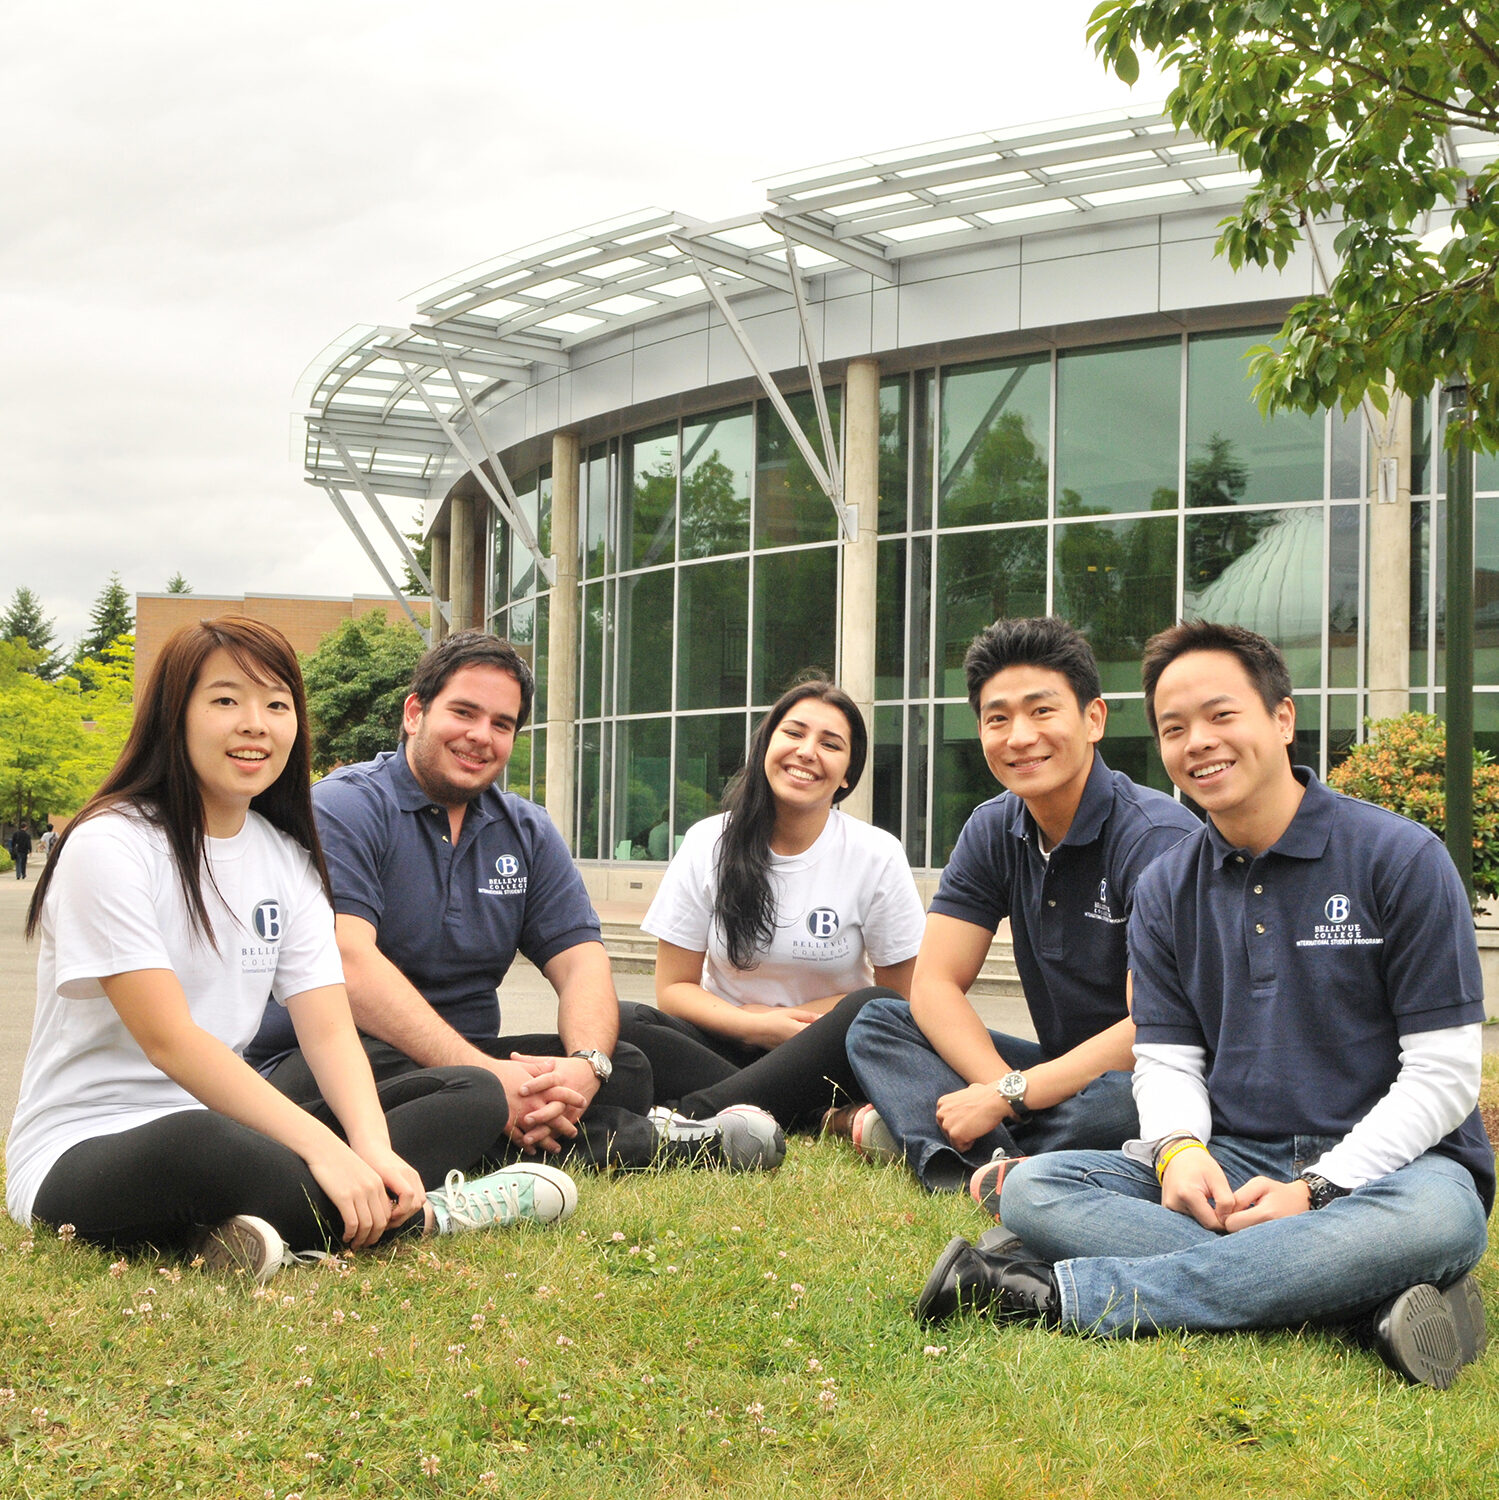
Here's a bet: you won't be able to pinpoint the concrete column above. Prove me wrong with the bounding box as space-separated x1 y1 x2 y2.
429 529 450 643
840 357 880 823
1367 392 1413 723
546 431 581 847
449 494 475 633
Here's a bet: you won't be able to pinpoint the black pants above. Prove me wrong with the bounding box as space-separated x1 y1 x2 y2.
32 1066 506 1255
616 987 894 1130
264 1034 660 1169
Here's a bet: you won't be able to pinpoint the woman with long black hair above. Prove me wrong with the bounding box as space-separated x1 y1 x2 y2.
618 678 926 1133
8 618 574 1277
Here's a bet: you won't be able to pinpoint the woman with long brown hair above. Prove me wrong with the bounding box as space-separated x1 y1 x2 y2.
8 618 574 1276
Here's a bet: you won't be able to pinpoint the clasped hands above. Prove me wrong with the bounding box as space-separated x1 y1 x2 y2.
1161 1145 1312 1232
495 1053 602 1153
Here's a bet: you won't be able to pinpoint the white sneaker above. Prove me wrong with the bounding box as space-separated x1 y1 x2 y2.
426 1164 578 1233
648 1104 787 1171
190 1215 322 1282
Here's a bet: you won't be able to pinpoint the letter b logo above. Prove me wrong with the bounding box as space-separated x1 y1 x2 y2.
496 856 519 877
806 908 840 939
1325 895 1350 923
252 900 282 942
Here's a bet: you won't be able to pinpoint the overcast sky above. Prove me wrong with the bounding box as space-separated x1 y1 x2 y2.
1 1 1169 646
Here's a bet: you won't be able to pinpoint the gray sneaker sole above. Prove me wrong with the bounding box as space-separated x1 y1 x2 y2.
1378 1276 1487 1389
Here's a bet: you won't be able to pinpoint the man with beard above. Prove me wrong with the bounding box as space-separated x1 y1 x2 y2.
248 632 782 1171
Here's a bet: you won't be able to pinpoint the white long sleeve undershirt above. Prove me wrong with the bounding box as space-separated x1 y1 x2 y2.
1128 1025 1481 1188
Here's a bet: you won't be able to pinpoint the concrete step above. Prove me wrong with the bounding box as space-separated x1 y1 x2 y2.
597 920 1026 999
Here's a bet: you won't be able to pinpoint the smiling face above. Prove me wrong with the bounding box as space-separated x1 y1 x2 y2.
762 697 853 819
976 664 1105 831
403 664 522 808
184 647 298 836
1152 648 1301 850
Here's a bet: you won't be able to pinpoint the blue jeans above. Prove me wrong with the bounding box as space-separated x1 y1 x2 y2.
1000 1138 1490 1338
844 996 1138 1192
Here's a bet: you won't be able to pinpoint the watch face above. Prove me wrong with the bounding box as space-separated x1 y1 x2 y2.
1000 1071 1026 1102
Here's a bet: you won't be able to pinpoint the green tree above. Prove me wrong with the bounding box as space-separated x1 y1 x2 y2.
1090 1 1499 450
401 513 433 597
165 572 193 594
301 613 426 774
72 572 136 688
0 586 64 679
0 636 133 826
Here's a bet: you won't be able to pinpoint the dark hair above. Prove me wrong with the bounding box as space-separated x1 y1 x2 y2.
27 618 329 941
963 617 1102 716
403 631 535 737
1141 619 1294 735
714 678 868 972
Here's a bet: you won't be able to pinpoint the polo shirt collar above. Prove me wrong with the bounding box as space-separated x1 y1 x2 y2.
1205 765 1332 866
379 744 499 829
1006 748 1114 849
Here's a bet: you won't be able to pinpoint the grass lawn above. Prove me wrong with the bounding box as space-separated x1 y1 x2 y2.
3 1063 1497 1499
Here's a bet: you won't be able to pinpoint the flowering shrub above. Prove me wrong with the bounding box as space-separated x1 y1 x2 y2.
1327 713 1499 898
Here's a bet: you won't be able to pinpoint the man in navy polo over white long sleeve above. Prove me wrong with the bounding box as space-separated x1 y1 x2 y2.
919 620 1492 1390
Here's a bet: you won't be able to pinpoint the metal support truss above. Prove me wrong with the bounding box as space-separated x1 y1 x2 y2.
396 359 556 587
317 478 433 643
669 239 856 541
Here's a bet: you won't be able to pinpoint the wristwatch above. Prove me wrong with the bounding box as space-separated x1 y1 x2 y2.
570 1049 613 1083
995 1070 1032 1122
1300 1172 1350 1211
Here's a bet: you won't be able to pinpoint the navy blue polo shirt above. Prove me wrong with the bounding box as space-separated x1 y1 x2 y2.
1130 768 1494 1212
247 749 600 1067
930 751 1198 1060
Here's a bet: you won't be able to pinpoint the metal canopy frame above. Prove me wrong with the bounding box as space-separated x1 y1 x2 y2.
300 107 1499 611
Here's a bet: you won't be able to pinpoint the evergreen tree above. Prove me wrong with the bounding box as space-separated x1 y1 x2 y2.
76 573 135 659
165 572 193 594
0 587 64 680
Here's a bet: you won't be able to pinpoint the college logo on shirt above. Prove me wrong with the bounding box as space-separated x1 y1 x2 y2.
241 897 283 974
1084 878 1125 926
481 853 528 898
791 905 850 962
806 908 840 939
1296 893 1382 949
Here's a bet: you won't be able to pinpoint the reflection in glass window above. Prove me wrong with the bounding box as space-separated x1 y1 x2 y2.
511 473 540 600
622 426 677 569
1057 340 1180 515
876 539 905 700
755 389 841 548
913 371 934 530
879 378 909 533
905 704 929 867
1329 505 1360 689
491 522 509 614
532 727 546 808
1477 498 1499 686
614 718 671 860
872 706 902 840
1187 331 1323 507
932 702 991 866
1411 393 1431 496
939 356 1049 527
675 712 746 840
584 445 611 578
1098 698 1177 798
1410 500 1430 688
577 725 601 859
1329 693 1359 771
752 548 836 703
677 558 749 711
508 599 536 698
1055 516 1177 693
680 408 751 560
1292 694 1321 776
907 535 931 699
532 596 549 723
1184 508 1322 685
580 581 605 720
936 526 1047 697
506 730 532 799
616 570 673 715
1330 409 1363 499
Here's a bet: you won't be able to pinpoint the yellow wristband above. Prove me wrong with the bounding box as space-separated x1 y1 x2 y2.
1154 1138 1206 1183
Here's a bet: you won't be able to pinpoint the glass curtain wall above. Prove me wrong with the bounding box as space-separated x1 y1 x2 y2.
571 394 841 862
495 324 1405 870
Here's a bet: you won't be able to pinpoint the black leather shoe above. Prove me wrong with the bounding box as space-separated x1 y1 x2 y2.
915 1234 1058 1326
1369 1275 1487 1389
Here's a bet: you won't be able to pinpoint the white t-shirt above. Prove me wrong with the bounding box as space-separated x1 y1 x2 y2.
643 810 927 1008
5 808 345 1224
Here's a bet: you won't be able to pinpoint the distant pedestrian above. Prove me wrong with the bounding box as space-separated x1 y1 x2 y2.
39 828 56 859
9 827 31 880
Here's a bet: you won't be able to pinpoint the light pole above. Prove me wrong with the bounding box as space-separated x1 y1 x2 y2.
1444 373 1474 904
